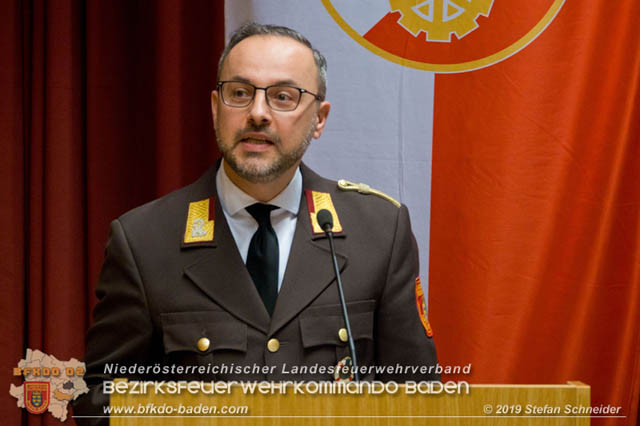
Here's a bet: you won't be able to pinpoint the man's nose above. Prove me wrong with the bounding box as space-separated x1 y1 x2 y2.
247 90 272 124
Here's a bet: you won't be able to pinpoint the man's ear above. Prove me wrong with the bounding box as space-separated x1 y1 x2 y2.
211 90 219 125
312 101 331 139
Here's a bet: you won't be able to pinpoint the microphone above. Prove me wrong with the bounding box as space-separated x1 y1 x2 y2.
316 209 360 381
316 209 334 232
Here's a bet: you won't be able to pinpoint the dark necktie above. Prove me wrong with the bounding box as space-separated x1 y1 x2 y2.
246 203 279 316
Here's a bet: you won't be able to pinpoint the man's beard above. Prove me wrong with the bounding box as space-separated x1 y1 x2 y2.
216 120 316 184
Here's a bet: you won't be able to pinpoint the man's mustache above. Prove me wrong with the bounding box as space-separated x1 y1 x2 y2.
234 125 281 146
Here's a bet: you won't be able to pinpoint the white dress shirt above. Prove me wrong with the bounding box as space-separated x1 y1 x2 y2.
215 161 301 290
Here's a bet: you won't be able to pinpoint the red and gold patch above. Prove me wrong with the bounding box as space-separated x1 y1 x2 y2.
305 189 343 234
415 277 433 337
24 381 50 415
333 356 354 382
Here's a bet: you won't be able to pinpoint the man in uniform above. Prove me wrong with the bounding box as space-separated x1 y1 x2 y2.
73 23 438 423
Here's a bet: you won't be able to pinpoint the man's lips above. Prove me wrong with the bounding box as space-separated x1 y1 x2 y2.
240 132 273 142
237 134 275 152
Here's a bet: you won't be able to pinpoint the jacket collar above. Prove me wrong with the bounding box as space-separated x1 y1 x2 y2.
182 162 348 336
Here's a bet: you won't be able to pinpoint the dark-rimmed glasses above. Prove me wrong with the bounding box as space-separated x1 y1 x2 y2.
217 81 321 112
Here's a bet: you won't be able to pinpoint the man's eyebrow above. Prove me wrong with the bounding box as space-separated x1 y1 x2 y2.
227 75 251 83
226 76 301 87
271 79 299 86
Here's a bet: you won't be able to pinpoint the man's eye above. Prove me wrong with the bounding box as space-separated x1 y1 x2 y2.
232 89 251 98
275 92 293 101
270 89 298 104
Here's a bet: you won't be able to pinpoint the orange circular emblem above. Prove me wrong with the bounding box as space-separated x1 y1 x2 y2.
322 0 566 72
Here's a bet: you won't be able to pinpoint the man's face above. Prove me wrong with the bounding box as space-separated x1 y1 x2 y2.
211 35 330 184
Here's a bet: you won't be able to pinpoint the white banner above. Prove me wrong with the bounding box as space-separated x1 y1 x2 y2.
225 0 435 297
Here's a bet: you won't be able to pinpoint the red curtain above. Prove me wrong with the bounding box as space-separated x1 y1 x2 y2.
1 1 224 425
3 0 640 425
430 1 640 425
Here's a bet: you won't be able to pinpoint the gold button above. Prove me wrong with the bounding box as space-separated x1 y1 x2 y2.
338 328 348 343
267 338 280 353
197 337 210 352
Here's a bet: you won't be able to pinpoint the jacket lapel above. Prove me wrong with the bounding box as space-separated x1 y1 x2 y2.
269 166 349 337
182 171 270 334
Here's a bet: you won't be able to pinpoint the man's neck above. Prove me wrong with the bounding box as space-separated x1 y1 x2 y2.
223 161 300 203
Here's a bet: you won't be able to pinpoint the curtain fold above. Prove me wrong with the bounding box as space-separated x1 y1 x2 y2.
430 1 640 425
1 1 224 424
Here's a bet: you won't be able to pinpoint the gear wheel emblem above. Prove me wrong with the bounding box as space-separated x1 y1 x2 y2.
389 0 494 42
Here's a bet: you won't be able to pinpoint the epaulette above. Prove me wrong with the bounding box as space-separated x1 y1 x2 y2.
337 179 401 208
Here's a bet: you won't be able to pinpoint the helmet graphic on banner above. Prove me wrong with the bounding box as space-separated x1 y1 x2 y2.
390 0 494 42
322 0 566 72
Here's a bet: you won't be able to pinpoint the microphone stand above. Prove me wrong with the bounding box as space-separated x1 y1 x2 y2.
318 210 360 382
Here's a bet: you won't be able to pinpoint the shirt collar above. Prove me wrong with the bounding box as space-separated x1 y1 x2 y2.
216 160 302 217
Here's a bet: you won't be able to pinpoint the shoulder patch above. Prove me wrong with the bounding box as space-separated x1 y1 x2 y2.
337 179 401 208
183 198 215 246
305 189 343 234
415 277 433 338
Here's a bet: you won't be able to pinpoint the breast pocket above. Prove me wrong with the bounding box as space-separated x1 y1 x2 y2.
299 300 375 370
160 310 247 377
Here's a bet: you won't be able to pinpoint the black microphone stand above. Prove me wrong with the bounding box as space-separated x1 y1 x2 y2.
317 209 360 382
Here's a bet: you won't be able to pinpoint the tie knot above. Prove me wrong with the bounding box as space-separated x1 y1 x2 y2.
246 203 278 226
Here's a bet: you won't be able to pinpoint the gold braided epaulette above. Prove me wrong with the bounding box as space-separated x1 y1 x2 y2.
337 179 401 208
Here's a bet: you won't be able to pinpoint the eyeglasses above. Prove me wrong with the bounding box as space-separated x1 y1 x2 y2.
217 81 322 112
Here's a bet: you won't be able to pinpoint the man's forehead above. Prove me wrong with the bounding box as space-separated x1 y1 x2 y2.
222 35 316 83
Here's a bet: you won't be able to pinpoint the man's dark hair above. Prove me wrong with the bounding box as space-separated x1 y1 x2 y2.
218 22 327 101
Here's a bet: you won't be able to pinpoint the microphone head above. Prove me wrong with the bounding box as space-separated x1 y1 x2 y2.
316 209 334 232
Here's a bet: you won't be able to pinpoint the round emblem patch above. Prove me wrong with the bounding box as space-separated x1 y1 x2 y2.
334 356 355 382
322 0 566 72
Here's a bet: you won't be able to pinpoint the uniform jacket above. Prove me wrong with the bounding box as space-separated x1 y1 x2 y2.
73 163 438 423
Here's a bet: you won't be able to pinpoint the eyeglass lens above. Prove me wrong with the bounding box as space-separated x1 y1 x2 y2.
221 82 301 111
